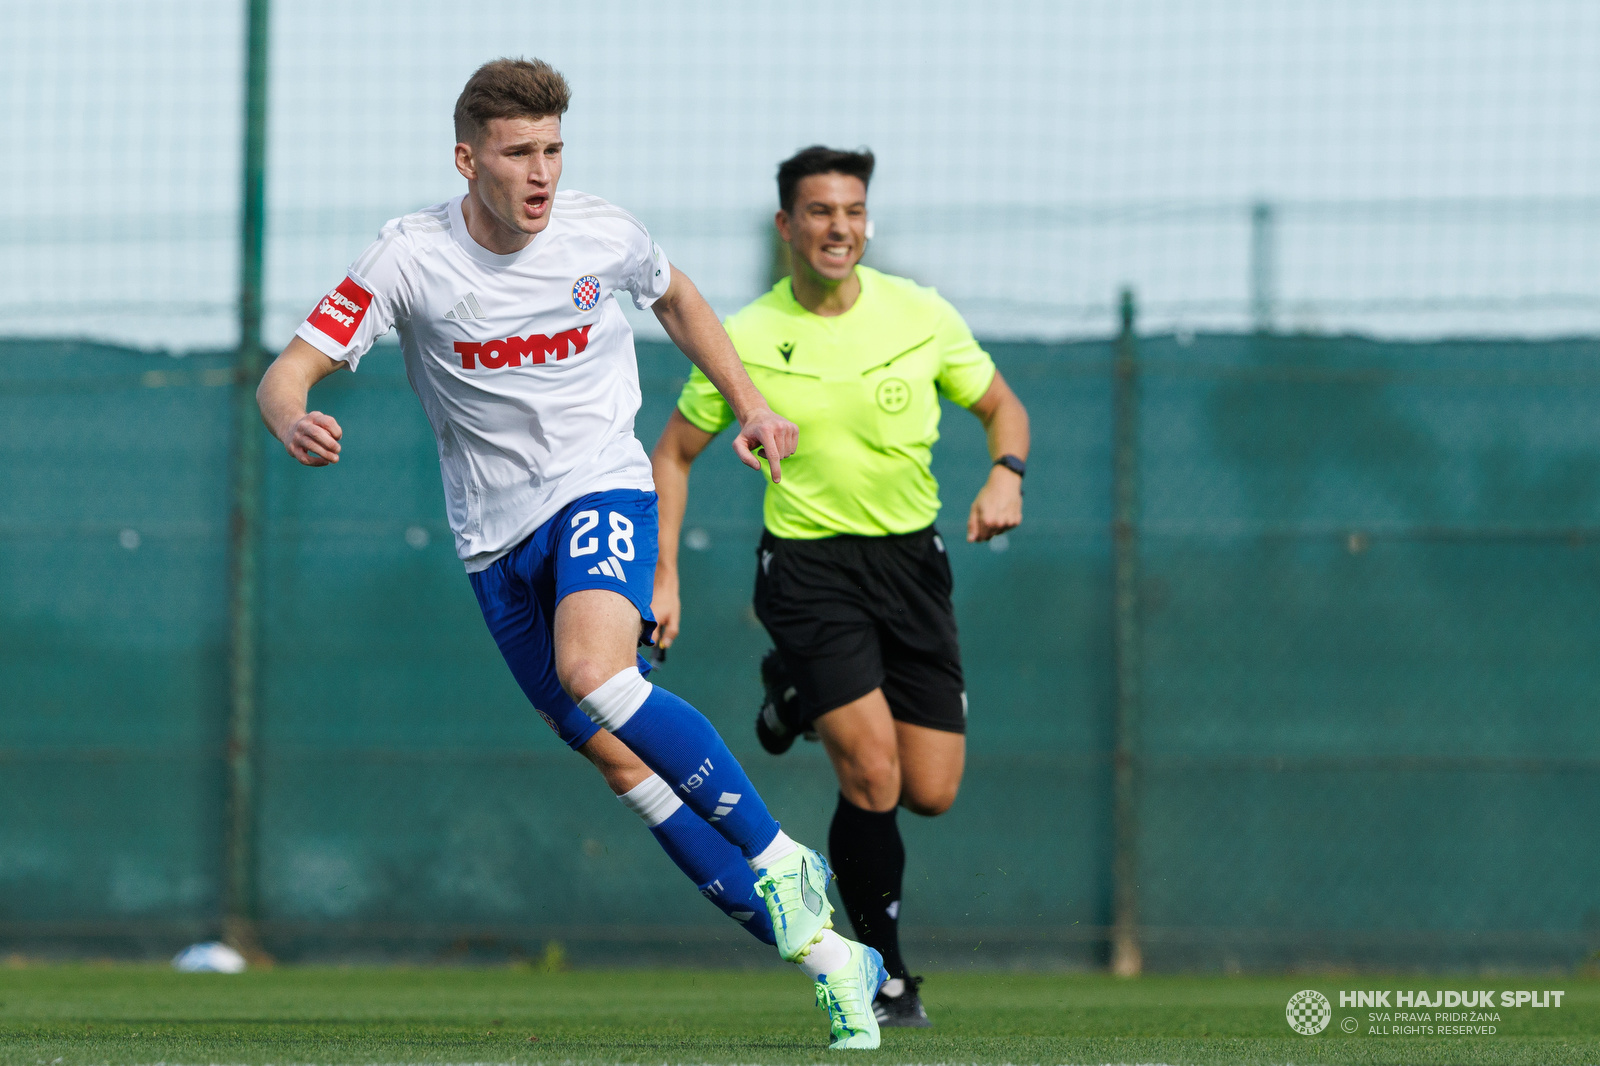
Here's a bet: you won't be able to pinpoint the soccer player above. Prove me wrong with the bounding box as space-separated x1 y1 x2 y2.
651 146 1030 1026
255 62 884 1050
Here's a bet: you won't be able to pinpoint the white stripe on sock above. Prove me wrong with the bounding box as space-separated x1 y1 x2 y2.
746 829 798 873
578 667 652 731
797 929 853 980
616 774 682 827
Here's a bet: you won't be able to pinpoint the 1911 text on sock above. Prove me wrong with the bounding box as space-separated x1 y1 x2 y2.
679 757 714 794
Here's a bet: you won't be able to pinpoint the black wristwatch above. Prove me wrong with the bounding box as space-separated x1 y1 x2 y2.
994 454 1027 478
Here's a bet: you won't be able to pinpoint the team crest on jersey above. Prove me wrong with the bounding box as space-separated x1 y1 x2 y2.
572 274 601 311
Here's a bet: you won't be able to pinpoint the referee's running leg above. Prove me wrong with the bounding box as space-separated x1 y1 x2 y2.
755 527 967 1027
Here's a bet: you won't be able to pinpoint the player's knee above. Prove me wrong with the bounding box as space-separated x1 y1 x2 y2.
559 656 621 703
841 752 901 810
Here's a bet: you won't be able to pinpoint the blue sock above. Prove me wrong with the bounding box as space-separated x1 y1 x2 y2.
653 806 777 945
582 669 781 858
615 773 775 945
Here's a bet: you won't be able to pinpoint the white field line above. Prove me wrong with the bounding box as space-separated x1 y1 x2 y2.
75 1056 1203 1062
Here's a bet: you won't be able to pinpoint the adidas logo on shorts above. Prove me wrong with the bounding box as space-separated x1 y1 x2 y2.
587 556 627 581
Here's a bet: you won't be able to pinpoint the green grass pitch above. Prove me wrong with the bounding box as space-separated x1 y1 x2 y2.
1 965 1596 1065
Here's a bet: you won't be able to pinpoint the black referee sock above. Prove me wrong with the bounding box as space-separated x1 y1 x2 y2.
828 793 910 982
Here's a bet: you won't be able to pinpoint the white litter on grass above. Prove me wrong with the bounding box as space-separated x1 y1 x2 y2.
170 941 246 973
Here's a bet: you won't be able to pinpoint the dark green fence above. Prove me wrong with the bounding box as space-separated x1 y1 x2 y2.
2 333 1598 970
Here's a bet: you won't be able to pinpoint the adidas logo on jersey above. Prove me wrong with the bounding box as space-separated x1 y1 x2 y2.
587 556 628 581
443 292 487 321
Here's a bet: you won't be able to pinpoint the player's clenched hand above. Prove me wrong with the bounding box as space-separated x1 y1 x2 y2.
283 411 344 466
732 407 798 483
968 467 1023 542
651 569 682 649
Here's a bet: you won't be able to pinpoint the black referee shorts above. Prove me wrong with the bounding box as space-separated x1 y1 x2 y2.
752 525 967 734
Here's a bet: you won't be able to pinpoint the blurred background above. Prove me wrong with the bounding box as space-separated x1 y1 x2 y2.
1 0 1597 971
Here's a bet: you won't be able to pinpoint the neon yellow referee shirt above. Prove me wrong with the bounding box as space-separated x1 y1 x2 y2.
676 266 997 539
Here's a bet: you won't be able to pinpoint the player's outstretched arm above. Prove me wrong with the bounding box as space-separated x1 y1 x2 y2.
966 370 1031 542
651 268 796 483
257 337 348 467
649 410 717 649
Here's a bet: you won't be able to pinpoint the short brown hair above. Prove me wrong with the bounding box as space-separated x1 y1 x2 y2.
453 58 571 144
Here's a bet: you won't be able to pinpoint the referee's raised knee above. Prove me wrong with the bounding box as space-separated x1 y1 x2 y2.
901 787 958 818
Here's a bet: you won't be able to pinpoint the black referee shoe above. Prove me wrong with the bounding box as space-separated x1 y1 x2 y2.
756 649 805 755
874 975 932 1028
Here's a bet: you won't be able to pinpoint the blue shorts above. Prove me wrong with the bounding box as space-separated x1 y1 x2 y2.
468 489 660 750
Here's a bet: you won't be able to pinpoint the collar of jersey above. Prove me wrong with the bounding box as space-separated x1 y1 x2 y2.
778 265 877 324
448 194 545 268
740 267 935 379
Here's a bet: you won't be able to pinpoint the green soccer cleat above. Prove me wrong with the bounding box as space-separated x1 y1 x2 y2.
815 938 888 1049
755 845 835 962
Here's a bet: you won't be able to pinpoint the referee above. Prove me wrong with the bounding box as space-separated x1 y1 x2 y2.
651 146 1029 1026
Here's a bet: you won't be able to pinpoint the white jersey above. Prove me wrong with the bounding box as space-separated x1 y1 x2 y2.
296 191 671 572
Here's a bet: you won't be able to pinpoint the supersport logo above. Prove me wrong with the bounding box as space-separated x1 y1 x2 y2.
306 277 373 345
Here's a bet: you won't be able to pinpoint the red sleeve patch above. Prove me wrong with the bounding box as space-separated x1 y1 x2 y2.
306 277 373 346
